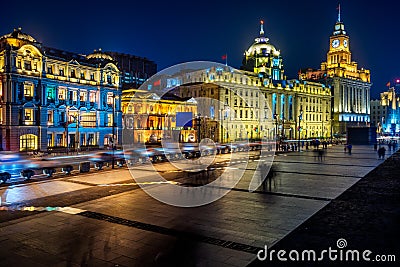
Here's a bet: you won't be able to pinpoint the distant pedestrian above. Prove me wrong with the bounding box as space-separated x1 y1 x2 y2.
317 149 324 161
344 145 347 153
378 146 386 159
347 144 352 155
373 143 377 151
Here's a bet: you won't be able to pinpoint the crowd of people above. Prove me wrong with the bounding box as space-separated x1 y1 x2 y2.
276 139 343 152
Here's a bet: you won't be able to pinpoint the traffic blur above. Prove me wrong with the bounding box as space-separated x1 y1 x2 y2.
0 141 270 183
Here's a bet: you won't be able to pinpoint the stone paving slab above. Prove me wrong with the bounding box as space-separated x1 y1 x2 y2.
0 145 396 266
0 181 90 205
247 150 400 267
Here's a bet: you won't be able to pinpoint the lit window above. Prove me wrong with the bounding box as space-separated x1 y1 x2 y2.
107 113 113 126
89 91 96 102
71 69 76 78
24 108 34 125
80 72 85 79
59 68 64 76
107 94 114 105
58 88 66 100
47 134 53 147
72 91 78 101
47 87 55 100
20 134 38 151
80 91 87 102
47 66 53 74
47 110 53 125
24 83 34 97
81 112 97 127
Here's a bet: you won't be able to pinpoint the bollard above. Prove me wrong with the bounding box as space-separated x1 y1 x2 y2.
21 169 35 180
0 172 11 183
43 168 56 177
79 161 91 173
62 165 73 175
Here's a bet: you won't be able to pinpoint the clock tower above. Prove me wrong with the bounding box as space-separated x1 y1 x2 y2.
301 5 372 135
325 7 352 70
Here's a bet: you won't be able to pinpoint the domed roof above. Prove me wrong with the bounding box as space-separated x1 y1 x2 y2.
244 21 280 57
86 48 114 61
0 28 37 43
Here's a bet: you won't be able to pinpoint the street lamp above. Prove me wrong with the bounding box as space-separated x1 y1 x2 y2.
75 113 80 153
274 113 279 150
112 94 119 169
298 110 303 151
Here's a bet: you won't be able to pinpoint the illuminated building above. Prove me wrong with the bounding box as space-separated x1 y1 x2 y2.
300 7 371 135
106 51 157 90
172 21 331 142
121 89 197 144
370 86 400 135
0 28 122 151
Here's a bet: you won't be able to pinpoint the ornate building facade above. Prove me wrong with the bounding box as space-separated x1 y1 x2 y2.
370 87 400 136
300 8 371 135
0 28 122 152
121 89 197 144
171 22 332 142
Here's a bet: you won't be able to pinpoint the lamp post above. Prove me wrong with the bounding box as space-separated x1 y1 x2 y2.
75 113 80 153
321 119 324 139
225 106 229 142
298 110 303 151
112 94 119 169
274 113 279 150
65 107 70 155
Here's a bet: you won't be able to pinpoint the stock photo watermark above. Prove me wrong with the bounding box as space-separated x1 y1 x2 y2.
257 238 396 263
123 61 275 207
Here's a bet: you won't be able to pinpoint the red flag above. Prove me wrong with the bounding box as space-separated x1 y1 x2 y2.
221 54 227 60
386 81 390 87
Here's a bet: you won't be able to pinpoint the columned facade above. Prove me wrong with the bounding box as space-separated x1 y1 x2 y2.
301 8 371 135
0 28 122 152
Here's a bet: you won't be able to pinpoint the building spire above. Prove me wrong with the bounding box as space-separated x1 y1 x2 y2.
260 20 264 36
337 4 341 22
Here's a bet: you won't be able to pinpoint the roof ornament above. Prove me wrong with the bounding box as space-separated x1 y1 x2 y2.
337 4 341 22
260 20 264 36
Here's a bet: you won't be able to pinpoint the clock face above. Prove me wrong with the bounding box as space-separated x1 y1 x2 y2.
332 39 340 48
343 40 348 47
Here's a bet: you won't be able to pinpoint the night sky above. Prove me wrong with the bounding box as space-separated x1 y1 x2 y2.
1 0 399 99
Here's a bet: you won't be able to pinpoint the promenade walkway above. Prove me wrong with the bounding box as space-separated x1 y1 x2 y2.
0 144 397 266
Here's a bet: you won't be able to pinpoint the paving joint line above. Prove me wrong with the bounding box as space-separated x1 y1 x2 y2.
77 210 263 254
180 183 333 201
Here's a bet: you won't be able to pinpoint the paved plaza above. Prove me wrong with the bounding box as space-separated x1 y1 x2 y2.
0 144 397 266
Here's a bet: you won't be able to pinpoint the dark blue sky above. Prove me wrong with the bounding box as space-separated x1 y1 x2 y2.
1 0 398 99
